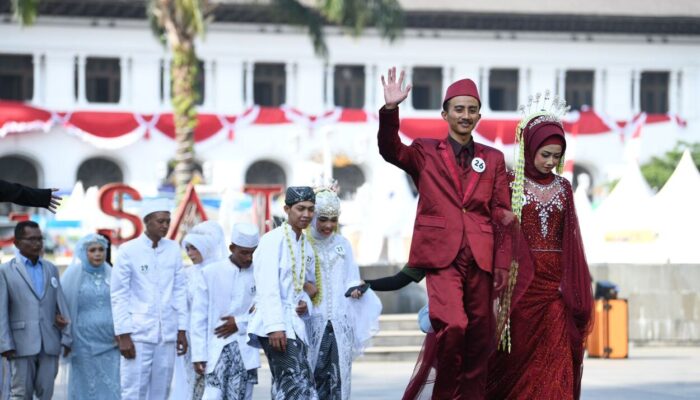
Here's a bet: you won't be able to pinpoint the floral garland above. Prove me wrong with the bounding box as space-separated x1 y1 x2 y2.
305 228 324 306
283 222 307 295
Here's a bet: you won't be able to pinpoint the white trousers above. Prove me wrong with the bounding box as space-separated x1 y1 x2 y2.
201 382 253 400
120 341 176 400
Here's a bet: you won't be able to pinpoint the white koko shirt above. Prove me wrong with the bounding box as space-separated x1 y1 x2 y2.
111 234 188 344
247 224 315 347
190 257 260 373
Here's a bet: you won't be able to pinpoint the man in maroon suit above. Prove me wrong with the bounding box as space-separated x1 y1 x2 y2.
378 67 511 399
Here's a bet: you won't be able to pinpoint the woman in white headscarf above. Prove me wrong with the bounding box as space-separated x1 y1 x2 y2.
170 221 226 400
304 186 382 400
61 233 120 400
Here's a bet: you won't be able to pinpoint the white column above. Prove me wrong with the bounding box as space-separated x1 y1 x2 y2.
441 65 451 96
680 67 699 119
555 68 565 100
594 68 605 111
217 58 244 112
204 58 215 110
604 67 634 120
119 56 129 106
403 65 413 111
295 59 324 114
518 67 530 107
131 54 161 111
32 53 43 105
285 62 297 107
632 70 641 114
245 61 254 107
77 55 86 105
668 70 679 114
528 65 556 100
480 67 491 112
42 52 75 109
364 64 374 110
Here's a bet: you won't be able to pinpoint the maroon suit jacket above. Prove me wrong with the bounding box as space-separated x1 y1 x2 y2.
378 107 511 273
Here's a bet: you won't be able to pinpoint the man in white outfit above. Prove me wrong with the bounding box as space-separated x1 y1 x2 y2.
191 223 261 400
247 186 318 400
111 199 188 399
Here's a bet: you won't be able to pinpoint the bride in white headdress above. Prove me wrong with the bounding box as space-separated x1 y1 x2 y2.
170 221 226 400
304 184 382 400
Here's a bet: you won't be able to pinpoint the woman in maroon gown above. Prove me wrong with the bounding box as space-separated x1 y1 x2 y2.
486 98 594 400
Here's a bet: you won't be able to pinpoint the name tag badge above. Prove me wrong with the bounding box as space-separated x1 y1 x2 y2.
50 277 59 288
472 157 486 173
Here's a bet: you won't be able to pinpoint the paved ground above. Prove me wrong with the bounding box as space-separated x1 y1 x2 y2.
44 345 699 399
252 345 700 399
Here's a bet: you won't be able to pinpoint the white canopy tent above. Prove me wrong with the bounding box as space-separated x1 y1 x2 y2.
650 150 700 263
591 159 660 263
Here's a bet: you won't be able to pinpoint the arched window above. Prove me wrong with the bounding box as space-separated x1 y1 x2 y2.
245 160 286 186
76 157 123 188
164 160 204 187
0 155 39 214
333 164 365 200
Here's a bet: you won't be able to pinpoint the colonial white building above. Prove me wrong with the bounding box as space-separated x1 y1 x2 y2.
1 0 699 263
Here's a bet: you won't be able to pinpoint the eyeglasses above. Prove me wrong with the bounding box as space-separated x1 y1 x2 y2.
19 237 44 243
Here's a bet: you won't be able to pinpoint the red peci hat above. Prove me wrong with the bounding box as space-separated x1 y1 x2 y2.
443 79 481 108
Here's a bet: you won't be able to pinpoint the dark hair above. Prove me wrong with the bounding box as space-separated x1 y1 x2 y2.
14 220 40 239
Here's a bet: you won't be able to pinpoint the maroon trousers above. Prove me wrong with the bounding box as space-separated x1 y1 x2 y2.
426 238 495 400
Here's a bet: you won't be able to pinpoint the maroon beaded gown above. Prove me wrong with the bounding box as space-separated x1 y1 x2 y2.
487 174 584 400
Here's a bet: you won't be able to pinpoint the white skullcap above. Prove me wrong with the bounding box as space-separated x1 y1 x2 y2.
231 223 260 248
140 198 173 220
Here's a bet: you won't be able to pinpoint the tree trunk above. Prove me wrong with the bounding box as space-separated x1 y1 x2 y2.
171 41 198 199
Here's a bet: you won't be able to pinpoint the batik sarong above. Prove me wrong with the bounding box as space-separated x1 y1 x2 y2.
260 338 318 400
313 321 341 399
204 341 257 400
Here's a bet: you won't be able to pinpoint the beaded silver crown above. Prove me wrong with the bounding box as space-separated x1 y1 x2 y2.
313 181 341 218
517 90 570 132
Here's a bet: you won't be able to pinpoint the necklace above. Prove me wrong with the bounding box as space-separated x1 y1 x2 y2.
284 222 306 294
305 230 325 306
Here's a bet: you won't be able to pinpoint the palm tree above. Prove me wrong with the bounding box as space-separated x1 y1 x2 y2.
12 0 404 198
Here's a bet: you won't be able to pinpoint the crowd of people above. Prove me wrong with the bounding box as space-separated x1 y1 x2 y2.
0 186 382 400
0 68 593 400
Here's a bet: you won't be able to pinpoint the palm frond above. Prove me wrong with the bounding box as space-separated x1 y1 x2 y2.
369 0 404 41
175 0 205 38
147 0 168 45
320 0 402 39
12 0 40 26
273 0 329 58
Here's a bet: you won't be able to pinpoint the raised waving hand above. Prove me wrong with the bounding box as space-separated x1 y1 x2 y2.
381 67 412 109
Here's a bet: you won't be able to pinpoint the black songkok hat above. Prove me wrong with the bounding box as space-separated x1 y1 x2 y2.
285 186 315 206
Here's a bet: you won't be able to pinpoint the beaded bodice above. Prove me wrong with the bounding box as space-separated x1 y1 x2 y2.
518 175 567 252
313 234 349 321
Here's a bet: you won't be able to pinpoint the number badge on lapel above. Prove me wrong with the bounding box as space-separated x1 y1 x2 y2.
472 157 486 173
